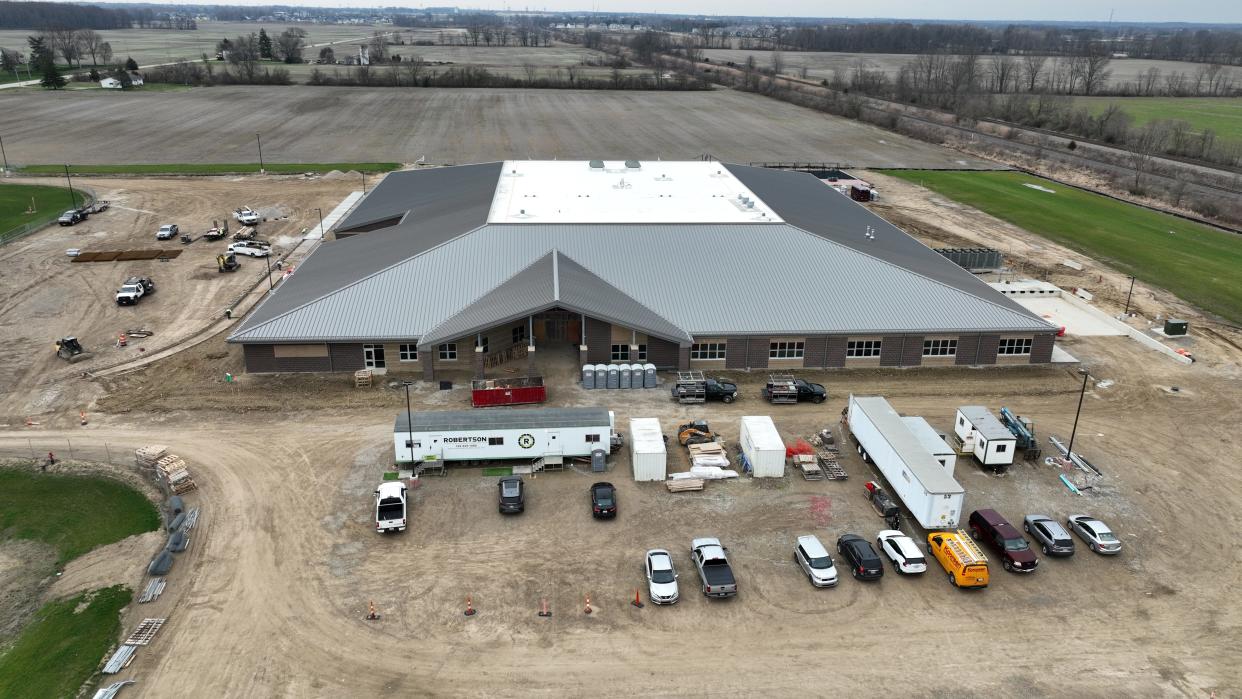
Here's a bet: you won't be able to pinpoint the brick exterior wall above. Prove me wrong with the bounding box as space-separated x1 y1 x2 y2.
879 336 905 367
746 337 770 369
725 337 749 369
329 343 365 372
956 335 980 366
824 337 847 368
975 334 1000 365
901 335 925 366
645 336 680 369
244 344 332 373
1029 333 1055 364
804 335 829 368
585 317 611 364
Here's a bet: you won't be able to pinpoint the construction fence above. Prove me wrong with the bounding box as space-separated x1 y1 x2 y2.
0 438 131 466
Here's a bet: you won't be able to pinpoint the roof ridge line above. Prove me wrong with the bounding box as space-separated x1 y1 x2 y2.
418 251 557 345
781 222 1054 329
554 251 692 342
552 249 560 301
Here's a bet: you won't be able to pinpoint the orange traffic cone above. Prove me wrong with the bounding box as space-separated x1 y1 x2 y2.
79 411 87 426
464 595 476 617
631 588 644 609
584 594 592 615
538 598 551 618
366 600 379 620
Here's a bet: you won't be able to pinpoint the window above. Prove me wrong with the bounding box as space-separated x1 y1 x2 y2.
476 335 489 353
512 325 527 345
585 434 601 443
399 344 418 362
996 443 1008 453
691 342 727 360
846 340 882 358
363 344 386 368
488 437 504 446
923 339 957 357
611 344 629 361
636 344 647 361
769 341 804 359
998 338 1033 356
438 343 457 360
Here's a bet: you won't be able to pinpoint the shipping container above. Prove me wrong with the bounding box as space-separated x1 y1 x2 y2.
629 417 667 481
847 395 965 529
470 376 547 408
739 415 785 478
953 406 1017 471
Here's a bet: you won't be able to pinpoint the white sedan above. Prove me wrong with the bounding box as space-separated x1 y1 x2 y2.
645 549 679 604
876 530 928 574
227 241 272 258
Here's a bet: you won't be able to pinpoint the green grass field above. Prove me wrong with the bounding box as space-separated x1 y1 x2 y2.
0 470 159 565
0 183 86 239
19 162 400 175
1074 97 1242 142
0 586 131 699
886 170 1242 324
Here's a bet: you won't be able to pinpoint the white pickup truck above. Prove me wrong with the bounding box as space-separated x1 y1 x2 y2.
374 481 408 533
115 276 155 306
233 207 261 226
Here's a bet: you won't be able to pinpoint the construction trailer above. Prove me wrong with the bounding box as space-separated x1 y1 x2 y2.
629 418 667 482
393 407 614 465
901 416 957 476
470 376 546 408
846 395 966 530
739 415 785 478
953 407 1018 471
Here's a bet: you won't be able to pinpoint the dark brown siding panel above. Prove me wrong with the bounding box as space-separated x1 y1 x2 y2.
746 337 770 369
646 336 679 369
244 344 332 373
901 336 925 366
804 335 829 368
330 343 364 372
955 335 980 365
585 317 610 364
244 344 276 373
825 337 847 368
975 334 1000 365
725 338 749 370
879 336 904 367
1029 333 1055 364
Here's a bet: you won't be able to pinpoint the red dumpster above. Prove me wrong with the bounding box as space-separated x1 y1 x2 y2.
471 376 546 408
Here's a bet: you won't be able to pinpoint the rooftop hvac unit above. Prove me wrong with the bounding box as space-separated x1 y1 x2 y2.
625 160 641 169
589 160 605 169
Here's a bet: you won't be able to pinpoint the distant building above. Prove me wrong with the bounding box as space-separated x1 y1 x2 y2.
100 77 121 89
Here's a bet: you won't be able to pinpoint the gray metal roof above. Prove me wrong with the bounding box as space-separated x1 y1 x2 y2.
852 396 964 494
336 162 501 236
395 407 612 433
957 406 1016 442
229 164 1054 345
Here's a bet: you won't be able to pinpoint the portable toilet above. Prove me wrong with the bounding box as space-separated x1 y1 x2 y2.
630 363 645 389
582 364 595 389
643 363 657 388
606 364 620 389
594 364 608 387
619 363 632 389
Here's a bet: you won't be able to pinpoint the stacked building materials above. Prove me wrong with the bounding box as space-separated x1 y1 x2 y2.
156 454 197 494
135 444 169 468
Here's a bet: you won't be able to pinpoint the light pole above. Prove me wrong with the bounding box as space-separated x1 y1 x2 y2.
255 132 264 173
1122 276 1136 316
0 134 8 175
1066 368 1090 457
264 251 273 290
63 164 77 207
361 171 367 193
402 380 416 469
315 207 324 237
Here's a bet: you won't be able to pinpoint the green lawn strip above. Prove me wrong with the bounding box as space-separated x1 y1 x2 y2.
19 162 401 175
482 467 513 477
0 586 132 699
883 170 1242 324
0 470 160 566
1074 96 1242 142
0 183 87 239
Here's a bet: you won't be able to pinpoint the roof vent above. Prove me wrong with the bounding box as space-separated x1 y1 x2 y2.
589 160 604 169
625 160 641 169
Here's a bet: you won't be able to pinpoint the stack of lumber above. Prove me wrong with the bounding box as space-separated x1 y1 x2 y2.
688 441 730 468
667 478 705 492
135 445 169 468
156 454 197 494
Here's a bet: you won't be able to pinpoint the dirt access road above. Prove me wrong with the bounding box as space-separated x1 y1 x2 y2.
5 327 1240 697
0 175 357 421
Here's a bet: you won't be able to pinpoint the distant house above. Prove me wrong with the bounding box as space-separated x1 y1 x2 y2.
128 72 144 86
100 77 121 89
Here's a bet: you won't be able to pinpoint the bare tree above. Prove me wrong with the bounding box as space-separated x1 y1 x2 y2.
274 28 306 64
48 27 82 68
987 55 1017 93
1021 53 1046 92
769 51 784 76
1080 49 1111 95
77 29 104 66
1164 71 1188 96
368 32 388 63
522 61 537 81
1139 66 1161 96
403 55 426 85
1130 120 1172 191
99 41 112 66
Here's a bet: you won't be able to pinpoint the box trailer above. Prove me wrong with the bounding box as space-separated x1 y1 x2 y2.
953 407 1017 471
394 407 613 464
470 376 546 408
739 415 785 478
847 395 965 529
629 418 667 482
901 416 957 476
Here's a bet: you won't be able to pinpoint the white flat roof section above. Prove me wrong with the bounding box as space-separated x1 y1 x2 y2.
1012 297 1125 337
487 160 784 224
901 416 954 456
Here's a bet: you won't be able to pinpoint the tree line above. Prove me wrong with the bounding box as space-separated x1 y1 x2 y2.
0 1 131 30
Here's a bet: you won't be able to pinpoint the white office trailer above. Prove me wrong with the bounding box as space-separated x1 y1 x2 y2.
901 416 958 476
739 415 786 478
393 408 614 464
953 406 1018 471
847 395 966 529
629 418 667 481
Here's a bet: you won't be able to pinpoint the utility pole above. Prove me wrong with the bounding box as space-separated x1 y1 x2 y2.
403 380 416 469
255 132 265 173
1122 276 1136 316
63 164 77 207
315 207 324 237
0 134 8 175
1066 368 1090 456
265 251 273 291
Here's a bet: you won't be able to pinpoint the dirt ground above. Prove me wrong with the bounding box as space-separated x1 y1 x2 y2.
0 87 997 169
0 175 359 423
2 174 1242 696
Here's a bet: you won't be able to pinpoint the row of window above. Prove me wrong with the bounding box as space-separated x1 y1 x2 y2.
684 337 1032 361
467 434 602 447
610 344 648 361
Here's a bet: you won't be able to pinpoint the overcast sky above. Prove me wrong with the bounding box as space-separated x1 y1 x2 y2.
143 0 1241 24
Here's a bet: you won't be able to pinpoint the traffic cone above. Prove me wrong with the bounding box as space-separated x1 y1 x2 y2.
366 600 379 620
538 598 551 618
631 588 644 609
464 595 476 617
584 594 592 615
79 411 87 426
118 333 127 347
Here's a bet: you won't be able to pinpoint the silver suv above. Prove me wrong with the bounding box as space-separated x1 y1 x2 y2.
794 534 838 587
1023 515 1075 557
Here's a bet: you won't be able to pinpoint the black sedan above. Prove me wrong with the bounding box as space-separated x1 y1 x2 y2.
498 476 525 514
836 534 884 581
590 481 617 519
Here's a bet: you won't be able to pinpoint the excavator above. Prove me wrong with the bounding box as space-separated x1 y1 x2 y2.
676 419 716 446
217 253 239 273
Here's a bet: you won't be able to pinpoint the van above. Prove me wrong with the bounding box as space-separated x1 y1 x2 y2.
927 530 989 588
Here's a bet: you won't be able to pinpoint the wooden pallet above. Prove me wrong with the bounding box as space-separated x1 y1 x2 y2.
354 369 372 388
135 445 168 467
816 449 848 480
667 478 705 492
125 618 166 646
687 442 725 457
793 454 824 480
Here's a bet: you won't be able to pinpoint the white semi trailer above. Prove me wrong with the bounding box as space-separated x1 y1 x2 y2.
394 407 615 465
846 395 966 529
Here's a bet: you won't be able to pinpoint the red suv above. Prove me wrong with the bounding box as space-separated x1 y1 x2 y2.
968 509 1039 573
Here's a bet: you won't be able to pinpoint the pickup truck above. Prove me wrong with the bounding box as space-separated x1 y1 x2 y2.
58 209 86 226
762 376 827 404
233 207 260 225
671 373 739 404
691 537 737 598
374 481 408 533
115 276 155 306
